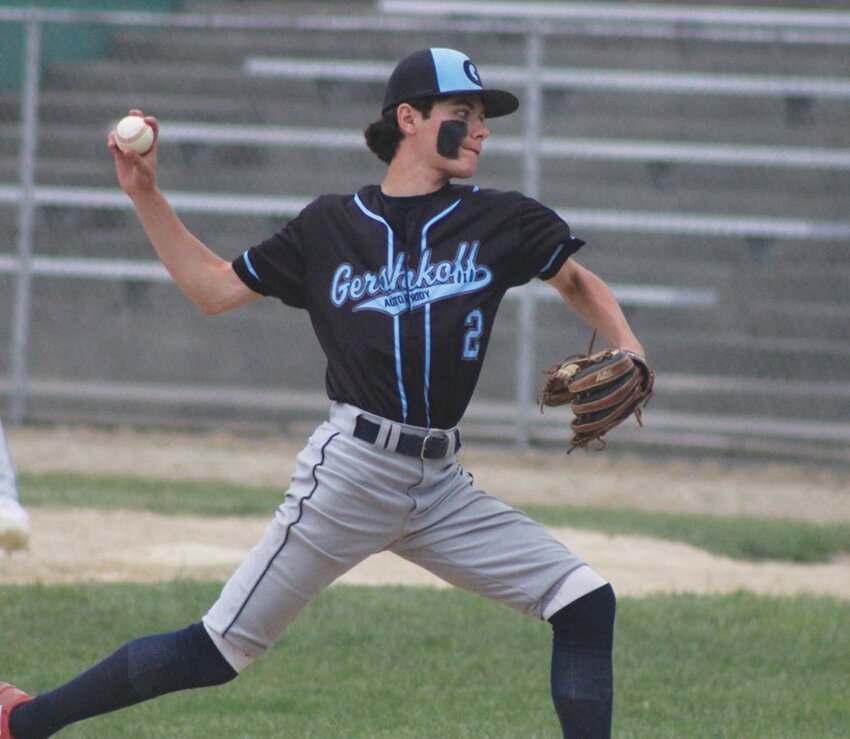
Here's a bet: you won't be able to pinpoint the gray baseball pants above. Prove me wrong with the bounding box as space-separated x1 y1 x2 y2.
204 403 588 669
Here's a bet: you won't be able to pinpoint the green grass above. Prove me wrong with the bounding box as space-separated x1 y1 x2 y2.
19 472 278 517
20 472 850 563
0 583 847 738
522 504 850 564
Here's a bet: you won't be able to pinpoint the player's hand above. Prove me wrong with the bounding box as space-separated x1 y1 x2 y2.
108 109 159 197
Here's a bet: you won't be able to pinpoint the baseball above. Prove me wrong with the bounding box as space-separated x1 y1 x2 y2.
114 115 154 154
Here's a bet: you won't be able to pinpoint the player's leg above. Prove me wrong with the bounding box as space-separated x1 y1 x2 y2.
392 466 615 738
7 420 414 737
7 623 237 738
0 420 17 501
3 421 232 737
0 419 30 553
203 418 418 662
548 581 616 738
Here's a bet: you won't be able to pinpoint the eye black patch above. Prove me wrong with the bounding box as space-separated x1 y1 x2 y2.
436 120 467 160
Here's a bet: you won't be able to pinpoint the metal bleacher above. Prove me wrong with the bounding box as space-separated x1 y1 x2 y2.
1 0 849 463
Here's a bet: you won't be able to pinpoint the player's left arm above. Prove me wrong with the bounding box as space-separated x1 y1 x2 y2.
547 258 645 357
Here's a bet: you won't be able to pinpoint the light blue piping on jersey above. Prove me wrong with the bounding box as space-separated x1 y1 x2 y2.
539 242 565 277
419 197 462 427
353 193 409 421
242 250 260 281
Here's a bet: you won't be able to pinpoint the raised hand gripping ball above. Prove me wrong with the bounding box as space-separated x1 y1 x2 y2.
114 115 154 154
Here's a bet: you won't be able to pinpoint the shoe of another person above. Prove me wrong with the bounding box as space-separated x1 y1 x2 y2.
0 683 34 739
0 498 30 553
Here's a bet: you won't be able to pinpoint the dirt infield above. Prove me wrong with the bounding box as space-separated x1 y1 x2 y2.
2 425 849 599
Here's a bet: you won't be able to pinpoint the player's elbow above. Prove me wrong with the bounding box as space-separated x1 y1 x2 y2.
193 293 237 316
188 266 257 315
192 284 260 316
179 287 225 315
196 300 225 316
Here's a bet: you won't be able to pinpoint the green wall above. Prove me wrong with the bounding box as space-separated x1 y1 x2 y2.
0 1 179 90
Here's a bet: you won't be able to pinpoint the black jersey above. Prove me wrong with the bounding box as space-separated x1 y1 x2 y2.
232 183 584 428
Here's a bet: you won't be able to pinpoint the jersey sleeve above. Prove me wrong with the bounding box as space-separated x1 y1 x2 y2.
509 196 585 287
232 212 309 308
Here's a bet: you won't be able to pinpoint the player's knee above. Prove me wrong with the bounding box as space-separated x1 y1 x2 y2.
127 622 238 700
202 620 258 673
549 582 616 651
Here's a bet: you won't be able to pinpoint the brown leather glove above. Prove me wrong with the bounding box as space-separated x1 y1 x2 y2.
541 344 654 452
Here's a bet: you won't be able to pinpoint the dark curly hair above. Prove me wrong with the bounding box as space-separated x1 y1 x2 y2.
364 97 435 163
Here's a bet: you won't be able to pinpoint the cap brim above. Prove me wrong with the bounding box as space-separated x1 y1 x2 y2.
479 89 520 118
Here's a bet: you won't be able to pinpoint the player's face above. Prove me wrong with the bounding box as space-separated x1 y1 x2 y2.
426 96 490 179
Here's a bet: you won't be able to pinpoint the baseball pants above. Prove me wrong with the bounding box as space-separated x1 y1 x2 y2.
204 403 587 669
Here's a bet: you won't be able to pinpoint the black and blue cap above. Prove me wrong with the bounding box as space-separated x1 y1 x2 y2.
382 48 519 118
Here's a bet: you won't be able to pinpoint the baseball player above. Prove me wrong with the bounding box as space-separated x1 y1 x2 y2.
0 418 30 554
1 48 645 738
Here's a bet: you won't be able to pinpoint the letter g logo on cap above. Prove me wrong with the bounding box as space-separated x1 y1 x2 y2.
463 60 482 87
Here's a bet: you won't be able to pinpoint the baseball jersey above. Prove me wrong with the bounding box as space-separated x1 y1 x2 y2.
232 184 584 429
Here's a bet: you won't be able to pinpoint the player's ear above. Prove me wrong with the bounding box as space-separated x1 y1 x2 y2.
396 103 420 135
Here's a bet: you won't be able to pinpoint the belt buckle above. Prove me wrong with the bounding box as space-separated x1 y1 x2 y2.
420 430 449 460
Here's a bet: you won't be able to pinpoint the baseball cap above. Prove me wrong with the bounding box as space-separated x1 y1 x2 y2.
381 48 519 118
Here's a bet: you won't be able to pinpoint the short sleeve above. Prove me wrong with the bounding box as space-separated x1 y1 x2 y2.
232 212 308 308
509 196 585 286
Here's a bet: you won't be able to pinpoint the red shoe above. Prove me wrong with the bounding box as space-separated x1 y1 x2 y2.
0 683 33 739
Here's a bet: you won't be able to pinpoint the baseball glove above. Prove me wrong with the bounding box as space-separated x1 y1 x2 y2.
540 334 654 452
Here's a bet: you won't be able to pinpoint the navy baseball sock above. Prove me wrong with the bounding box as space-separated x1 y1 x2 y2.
549 583 616 738
10 622 237 738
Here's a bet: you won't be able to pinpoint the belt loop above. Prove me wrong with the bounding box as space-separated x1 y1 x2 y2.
438 430 460 458
374 420 391 449
385 423 402 451
443 430 455 457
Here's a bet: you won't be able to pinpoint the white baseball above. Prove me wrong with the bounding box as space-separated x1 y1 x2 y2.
114 115 154 154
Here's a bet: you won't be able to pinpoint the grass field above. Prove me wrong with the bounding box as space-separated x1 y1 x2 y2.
3 471 849 737
1 583 847 738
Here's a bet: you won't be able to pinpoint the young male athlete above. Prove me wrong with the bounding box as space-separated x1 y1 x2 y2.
1 48 645 738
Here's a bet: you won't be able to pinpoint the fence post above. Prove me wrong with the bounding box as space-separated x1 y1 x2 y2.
10 17 41 423
514 22 543 447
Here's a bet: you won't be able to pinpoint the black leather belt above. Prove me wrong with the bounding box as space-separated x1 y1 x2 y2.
353 415 461 459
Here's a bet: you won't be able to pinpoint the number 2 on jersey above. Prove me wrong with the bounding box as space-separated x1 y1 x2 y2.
462 308 484 360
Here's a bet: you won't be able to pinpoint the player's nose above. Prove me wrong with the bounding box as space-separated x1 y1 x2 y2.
471 118 490 140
